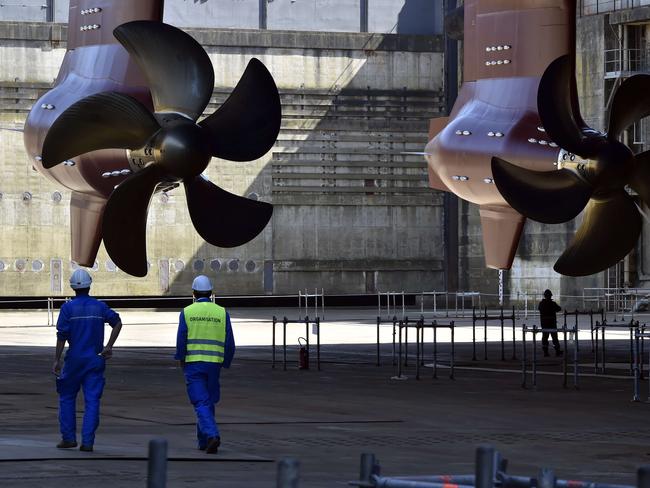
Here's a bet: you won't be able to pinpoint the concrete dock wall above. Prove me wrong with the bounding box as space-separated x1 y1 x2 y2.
0 21 445 296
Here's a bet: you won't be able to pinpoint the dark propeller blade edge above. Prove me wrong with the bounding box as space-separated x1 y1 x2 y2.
491 157 592 224
199 58 281 162
113 21 215 121
102 165 165 277
537 55 605 159
607 74 650 140
553 192 641 276
184 176 273 248
41 92 160 169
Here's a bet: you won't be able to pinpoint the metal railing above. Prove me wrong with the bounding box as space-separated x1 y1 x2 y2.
298 288 324 320
605 48 649 76
583 287 650 316
0 287 646 325
580 0 650 16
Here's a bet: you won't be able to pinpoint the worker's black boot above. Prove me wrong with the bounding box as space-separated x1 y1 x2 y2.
79 445 93 452
543 348 550 357
555 349 564 357
56 440 77 449
205 437 220 454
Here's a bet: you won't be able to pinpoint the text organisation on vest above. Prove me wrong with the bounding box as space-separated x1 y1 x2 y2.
183 303 227 363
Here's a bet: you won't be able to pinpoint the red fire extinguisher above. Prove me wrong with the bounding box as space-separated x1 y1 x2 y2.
298 337 309 370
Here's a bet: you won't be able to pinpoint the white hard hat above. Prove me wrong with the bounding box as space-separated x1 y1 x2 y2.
192 275 212 292
70 268 92 289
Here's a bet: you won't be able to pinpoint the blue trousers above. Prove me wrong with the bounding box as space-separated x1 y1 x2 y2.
56 355 105 446
184 362 222 448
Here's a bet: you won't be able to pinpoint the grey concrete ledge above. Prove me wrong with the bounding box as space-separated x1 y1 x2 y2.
0 21 443 53
273 259 444 271
0 22 66 42
609 6 650 24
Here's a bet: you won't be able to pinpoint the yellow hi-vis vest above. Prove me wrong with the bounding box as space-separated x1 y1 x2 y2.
183 301 227 363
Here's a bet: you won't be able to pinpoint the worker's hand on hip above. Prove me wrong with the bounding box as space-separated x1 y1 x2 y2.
179 360 186 369
52 360 62 376
100 346 113 359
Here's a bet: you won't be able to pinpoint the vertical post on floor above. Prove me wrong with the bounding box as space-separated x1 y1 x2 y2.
416 320 421 380
419 317 425 366
590 310 595 352
272 316 277 369
602 322 607 374
376 316 381 366
397 321 403 378
359 453 376 486
563 327 568 389
633 327 640 402
512 306 517 361
500 307 505 361
574 324 579 389
484 306 488 360
147 438 168 488
637 466 650 488
283 317 288 371
532 325 538 390
277 458 300 488
630 322 635 376
304 316 310 370
433 322 438 380
522 325 527 389
646 332 650 403
472 307 477 361
404 317 409 367
450 321 455 380
316 317 321 371
392 316 397 366
594 321 600 373
642 327 646 380
475 445 495 488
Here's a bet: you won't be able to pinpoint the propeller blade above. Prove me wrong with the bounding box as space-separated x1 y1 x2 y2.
199 58 281 162
537 55 605 158
41 92 160 169
630 150 650 207
113 21 215 121
102 165 165 277
184 175 273 247
554 191 641 276
607 74 650 140
491 157 593 224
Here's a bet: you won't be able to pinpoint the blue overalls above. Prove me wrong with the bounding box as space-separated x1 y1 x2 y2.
56 295 120 446
175 298 235 448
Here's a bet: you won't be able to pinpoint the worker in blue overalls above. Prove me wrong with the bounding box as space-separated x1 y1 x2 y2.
53 268 122 452
175 275 235 454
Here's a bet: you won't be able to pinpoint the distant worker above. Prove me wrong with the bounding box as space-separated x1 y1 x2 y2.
175 275 235 454
538 289 563 357
53 268 122 452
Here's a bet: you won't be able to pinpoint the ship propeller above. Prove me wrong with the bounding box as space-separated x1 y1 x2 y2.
42 21 281 276
491 55 650 276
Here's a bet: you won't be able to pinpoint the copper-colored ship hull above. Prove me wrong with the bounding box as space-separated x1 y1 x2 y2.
426 0 575 269
23 0 162 266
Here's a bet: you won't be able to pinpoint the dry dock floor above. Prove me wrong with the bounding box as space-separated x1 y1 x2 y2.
0 307 648 487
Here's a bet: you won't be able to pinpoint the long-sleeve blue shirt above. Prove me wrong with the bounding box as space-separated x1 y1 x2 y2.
175 298 235 367
56 294 121 359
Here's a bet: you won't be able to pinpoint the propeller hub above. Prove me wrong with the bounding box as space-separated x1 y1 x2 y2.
593 140 634 189
154 121 211 179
